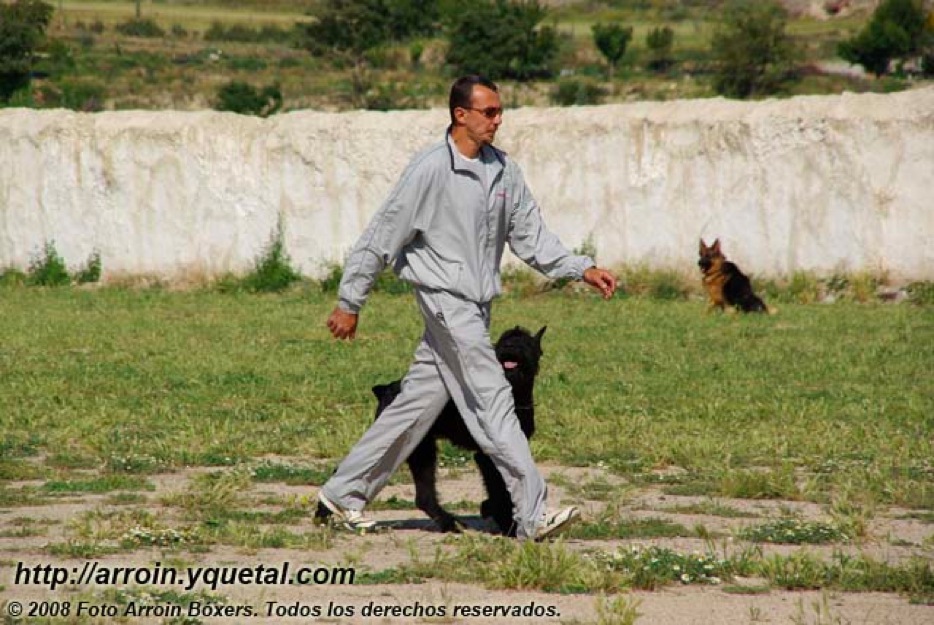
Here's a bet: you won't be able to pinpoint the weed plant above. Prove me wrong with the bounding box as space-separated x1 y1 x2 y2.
591 545 730 589
74 250 102 284
380 536 934 597
739 518 849 544
26 241 70 286
594 593 642 625
907 280 934 305
222 225 301 292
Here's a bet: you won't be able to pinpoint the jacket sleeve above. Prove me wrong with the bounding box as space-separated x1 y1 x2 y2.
337 158 429 313
505 161 594 281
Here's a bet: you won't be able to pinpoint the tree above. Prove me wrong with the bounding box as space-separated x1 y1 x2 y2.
591 22 632 77
299 0 440 107
710 0 799 99
444 0 558 81
385 0 439 41
838 0 928 77
300 0 438 57
301 0 390 59
646 25 675 72
0 0 54 102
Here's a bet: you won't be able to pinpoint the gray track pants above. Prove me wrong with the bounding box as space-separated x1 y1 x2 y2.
320 287 547 539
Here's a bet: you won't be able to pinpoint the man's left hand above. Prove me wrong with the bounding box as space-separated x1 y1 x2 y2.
583 267 617 300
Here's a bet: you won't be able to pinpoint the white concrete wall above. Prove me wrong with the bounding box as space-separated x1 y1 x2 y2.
1 87 932 283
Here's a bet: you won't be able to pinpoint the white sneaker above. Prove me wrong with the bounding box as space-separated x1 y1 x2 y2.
533 506 580 541
317 491 377 531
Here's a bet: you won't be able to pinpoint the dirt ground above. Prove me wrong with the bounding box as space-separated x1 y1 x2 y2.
1 463 931 624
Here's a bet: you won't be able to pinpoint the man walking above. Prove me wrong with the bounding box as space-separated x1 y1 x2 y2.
319 75 617 540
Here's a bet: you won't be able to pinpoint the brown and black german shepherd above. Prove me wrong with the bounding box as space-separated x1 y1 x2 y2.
698 239 769 313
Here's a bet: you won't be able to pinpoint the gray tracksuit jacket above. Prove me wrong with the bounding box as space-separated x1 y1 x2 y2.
337 130 594 312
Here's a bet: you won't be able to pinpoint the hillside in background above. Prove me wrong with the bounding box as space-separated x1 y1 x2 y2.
6 0 929 112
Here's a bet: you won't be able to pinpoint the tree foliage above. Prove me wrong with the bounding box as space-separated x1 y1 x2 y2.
710 0 799 99
0 0 54 102
592 22 633 75
300 0 438 58
215 81 283 117
444 0 558 81
646 25 675 72
838 0 929 76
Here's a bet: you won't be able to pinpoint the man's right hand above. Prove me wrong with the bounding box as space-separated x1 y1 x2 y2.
326 307 358 340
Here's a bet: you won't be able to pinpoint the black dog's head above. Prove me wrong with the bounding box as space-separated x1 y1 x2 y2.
372 380 402 418
495 325 546 388
371 326 546 415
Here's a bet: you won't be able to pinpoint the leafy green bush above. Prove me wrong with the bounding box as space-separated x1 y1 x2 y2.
58 78 106 111
26 241 70 287
238 227 301 293
74 250 102 284
35 38 76 77
646 26 675 71
115 18 165 38
0 268 27 287
214 81 282 117
550 78 606 106
906 281 934 305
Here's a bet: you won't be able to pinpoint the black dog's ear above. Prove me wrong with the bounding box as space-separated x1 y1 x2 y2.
535 326 546 346
372 383 394 400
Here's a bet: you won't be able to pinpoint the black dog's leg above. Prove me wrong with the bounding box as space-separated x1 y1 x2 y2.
408 437 460 532
313 501 332 524
474 452 516 536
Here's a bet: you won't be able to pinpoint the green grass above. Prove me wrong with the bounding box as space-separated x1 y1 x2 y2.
0 286 931 510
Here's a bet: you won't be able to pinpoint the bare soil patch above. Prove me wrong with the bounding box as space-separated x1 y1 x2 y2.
1 462 931 624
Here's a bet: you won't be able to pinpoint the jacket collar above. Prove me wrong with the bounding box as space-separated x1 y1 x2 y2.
445 126 505 174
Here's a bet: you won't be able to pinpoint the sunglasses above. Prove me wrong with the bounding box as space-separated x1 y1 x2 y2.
465 106 504 119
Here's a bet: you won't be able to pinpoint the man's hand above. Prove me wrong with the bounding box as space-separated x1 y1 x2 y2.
326 307 359 340
583 267 617 300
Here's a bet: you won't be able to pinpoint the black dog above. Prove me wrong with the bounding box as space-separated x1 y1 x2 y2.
316 326 545 536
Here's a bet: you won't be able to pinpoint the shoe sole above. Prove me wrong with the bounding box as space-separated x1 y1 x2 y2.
534 508 580 541
317 492 376 531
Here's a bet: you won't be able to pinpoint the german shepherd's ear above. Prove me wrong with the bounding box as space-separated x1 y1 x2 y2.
699 239 708 254
534 326 547 348
711 238 721 254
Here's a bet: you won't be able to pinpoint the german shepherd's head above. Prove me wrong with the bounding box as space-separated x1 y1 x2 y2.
698 238 769 313
698 238 726 275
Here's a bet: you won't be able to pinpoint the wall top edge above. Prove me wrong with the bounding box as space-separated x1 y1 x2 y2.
1 86 932 128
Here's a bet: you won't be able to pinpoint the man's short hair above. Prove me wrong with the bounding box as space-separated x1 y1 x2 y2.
449 75 498 124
